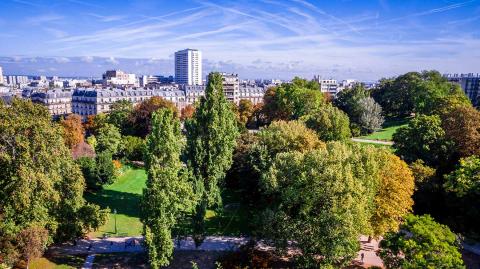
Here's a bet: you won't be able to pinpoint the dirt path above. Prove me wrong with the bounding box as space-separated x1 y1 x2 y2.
352 138 394 145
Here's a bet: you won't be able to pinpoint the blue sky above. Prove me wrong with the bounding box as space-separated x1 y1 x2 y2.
0 0 479 80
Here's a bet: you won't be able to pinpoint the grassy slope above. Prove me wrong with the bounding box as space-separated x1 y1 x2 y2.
85 167 250 238
85 167 147 237
358 118 410 141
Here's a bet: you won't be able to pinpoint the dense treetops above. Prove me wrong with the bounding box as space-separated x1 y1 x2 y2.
380 214 465 269
0 99 107 267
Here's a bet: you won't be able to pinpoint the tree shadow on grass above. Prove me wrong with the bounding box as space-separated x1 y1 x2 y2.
84 189 142 218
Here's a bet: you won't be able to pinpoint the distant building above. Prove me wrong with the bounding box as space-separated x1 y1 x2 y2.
102 70 137 87
180 84 206 105
0 66 3 85
175 49 202 85
5 75 29 86
220 73 240 104
445 73 480 107
72 88 153 117
313 76 339 96
30 89 72 117
239 84 265 105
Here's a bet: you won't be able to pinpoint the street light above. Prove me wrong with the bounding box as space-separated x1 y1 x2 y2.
114 209 117 234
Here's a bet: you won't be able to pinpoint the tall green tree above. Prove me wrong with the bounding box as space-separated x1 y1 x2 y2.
185 72 239 245
142 109 195 268
262 78 324 123
301 104 351 141
393 115 453 166
0 99 107 266
96 123 122 155
106 100 133 135
333 83 369 121
260 142 380 267
379 214 464 269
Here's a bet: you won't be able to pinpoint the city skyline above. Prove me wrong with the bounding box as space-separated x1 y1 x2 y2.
0 0 480 80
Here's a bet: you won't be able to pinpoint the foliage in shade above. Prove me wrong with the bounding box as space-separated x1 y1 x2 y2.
185 72 239 245
0 99 107 267
119 135 145 161
60 114 85 149
379 214 464 269
142 109 195 268
443 155 480 236
17 226 49 269
302 104 351 141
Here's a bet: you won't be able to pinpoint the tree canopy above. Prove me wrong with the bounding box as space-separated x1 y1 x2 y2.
60 114 85 149
130 96 178 137
261 78 324 123
393 115 453 166
372 70 469 118
379 214 464 269
301 104 351 141
441 105 480 158
185 72 239 244
142 109 195 268
260 142 380 267
95 123 122 155
0 99 107 266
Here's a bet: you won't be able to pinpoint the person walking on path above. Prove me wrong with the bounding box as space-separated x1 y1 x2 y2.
361 252 365 263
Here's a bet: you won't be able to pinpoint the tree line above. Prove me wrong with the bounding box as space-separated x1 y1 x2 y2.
1 70 477 268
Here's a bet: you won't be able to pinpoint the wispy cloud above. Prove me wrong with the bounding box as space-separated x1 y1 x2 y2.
384 0 476 23
26 14 64 25
86 13 125 22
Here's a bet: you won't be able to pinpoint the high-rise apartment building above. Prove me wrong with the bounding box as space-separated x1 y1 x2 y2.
445 73 480 107
175 49 202 85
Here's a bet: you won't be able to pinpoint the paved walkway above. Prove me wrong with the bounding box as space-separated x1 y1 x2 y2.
54 236 249 255
352 138 394 145
81 254 95 269
353 236 384 268
56 235 384 268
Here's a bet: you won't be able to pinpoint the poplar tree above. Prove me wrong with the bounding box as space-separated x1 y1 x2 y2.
142 108 194 268
185 72 239 245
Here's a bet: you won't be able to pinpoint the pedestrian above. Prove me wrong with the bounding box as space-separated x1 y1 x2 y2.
361 252 365 263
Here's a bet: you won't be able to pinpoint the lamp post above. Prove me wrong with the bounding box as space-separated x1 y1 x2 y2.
114 209 117 234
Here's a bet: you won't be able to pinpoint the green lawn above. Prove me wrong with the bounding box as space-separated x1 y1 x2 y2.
84 167 147 237
30 255 86 269
85 166 251 238
358 117 411 141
